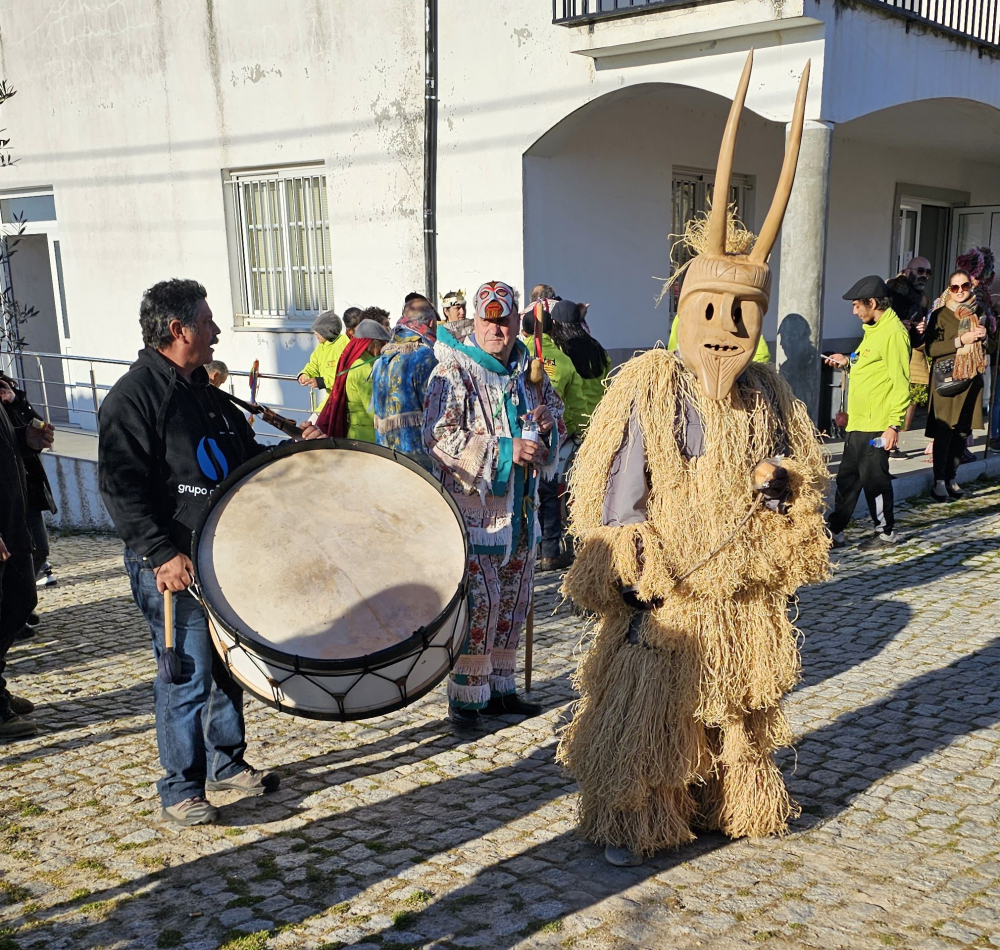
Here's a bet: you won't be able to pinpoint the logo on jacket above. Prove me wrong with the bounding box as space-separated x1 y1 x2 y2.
196 437 229 481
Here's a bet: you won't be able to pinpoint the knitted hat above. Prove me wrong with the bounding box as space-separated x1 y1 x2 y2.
354 318 391 342
311 310 343 341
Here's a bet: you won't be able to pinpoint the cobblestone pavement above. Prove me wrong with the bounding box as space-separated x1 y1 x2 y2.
2 481 1000 950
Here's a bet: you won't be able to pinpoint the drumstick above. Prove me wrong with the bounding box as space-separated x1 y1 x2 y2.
217 389 302 438
525 597 534 693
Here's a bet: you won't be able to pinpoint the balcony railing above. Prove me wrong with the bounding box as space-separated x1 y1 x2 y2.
553 0 681 23
553 0 1000 51
863 0 999 50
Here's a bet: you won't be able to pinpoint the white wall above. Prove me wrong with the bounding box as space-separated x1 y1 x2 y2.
0 0 423 407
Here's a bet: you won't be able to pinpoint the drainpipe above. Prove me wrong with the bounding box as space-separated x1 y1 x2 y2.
423 0 438 305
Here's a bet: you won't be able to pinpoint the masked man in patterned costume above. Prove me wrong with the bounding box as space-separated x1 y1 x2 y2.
423 281 566 729
557 52 830 866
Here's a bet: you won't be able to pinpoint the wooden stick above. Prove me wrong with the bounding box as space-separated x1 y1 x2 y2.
524 596 534 692
163 589 174 652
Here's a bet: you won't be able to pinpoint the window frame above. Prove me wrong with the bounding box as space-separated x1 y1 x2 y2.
668 166 754 315
222 162 334 329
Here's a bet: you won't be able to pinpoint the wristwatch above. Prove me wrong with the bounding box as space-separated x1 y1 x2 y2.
889 425 901 432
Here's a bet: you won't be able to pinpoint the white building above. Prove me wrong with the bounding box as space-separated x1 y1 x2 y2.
1 0 998 427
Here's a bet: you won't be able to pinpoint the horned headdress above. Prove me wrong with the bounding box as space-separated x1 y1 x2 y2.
676 50 810 400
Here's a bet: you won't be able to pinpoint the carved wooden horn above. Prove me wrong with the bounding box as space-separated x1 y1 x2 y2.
706 50 754 257
750 60 811 264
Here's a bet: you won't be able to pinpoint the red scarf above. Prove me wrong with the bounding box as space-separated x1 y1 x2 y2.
316 336 373 437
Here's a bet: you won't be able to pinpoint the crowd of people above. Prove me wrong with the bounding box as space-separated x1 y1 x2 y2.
2 242 998 872
826 246 1000 548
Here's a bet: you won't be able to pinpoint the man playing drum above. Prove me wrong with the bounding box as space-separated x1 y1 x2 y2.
423 281 565 729
98 279 321 827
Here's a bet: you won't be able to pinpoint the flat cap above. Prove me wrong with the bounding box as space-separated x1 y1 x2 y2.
843 276 888 301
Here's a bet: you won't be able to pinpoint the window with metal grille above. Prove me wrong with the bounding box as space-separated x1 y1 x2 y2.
668 167 751 314
225 165 334 325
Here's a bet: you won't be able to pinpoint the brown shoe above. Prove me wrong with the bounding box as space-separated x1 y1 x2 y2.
537 553 572 572
160 796 218 827
0 714 40 742
8 695 34 716
206 767 279 796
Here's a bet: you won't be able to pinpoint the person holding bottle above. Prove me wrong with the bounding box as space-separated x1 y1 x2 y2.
825 276 911 550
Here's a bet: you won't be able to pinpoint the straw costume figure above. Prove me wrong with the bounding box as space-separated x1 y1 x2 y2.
557 52 830 867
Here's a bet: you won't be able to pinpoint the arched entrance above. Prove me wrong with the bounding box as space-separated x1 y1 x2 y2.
523 83 785 361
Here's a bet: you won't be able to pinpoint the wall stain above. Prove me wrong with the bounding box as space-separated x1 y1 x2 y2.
513 27 532 47
204 0 229 150
230 63 283 87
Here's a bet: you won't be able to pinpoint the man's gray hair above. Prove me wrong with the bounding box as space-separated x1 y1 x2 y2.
530 284 556 302
139 279 208 349
206 360 229 378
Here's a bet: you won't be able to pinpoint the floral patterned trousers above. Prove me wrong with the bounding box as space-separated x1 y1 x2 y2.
449 531 534 709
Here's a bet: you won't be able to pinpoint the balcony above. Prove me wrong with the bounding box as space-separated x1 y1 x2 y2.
554 0 1000 52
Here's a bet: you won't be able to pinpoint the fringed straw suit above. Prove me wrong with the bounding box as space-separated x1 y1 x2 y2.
557 351 829 855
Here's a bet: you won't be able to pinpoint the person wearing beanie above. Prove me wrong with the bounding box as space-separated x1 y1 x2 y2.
297 310 348 412
825 275 911 550
315 318 390 441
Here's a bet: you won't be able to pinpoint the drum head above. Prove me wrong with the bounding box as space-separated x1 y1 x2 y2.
194 442 467 664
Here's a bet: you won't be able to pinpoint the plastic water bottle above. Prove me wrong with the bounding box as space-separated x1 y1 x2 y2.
521 417 539 443
869 437 886 448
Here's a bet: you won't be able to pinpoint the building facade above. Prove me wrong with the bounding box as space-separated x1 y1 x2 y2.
0 0 998 425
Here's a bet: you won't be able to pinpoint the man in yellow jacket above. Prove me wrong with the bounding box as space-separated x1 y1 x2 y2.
825 276 911 551
297 310 349 412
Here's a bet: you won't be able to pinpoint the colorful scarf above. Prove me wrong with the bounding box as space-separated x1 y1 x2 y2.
316 336 373 437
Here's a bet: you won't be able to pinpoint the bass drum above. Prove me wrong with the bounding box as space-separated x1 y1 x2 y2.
192 440 469 721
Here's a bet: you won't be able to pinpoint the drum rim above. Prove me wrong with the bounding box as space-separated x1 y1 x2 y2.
208 600 469 722
192 437 470 673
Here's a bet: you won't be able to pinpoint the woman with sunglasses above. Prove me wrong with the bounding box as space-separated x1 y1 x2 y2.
923 269 987 501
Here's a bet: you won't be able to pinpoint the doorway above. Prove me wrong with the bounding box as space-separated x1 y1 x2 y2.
896 198 952 301
0 191 73 424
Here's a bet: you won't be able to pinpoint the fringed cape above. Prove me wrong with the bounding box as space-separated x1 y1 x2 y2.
557 350 829 855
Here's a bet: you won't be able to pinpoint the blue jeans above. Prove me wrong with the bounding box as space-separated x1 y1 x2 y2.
124 549 247 807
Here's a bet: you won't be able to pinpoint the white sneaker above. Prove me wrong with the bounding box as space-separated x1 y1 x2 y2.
831 531 847 549
35 564 56 589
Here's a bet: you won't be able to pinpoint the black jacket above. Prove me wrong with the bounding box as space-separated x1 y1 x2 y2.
0 407 36 638
98 347 265 569
1 377 56 513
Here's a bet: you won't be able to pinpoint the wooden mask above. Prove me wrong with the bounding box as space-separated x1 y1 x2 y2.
676 51 810 400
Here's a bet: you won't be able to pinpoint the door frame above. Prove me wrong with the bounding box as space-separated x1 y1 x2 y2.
0 188 80 423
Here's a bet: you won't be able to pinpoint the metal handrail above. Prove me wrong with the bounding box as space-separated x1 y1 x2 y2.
6 349 322 439
552 0 1000 50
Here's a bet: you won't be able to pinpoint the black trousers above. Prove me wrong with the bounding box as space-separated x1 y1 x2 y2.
829 430 894 536
928 419 969 483
538 476 563 559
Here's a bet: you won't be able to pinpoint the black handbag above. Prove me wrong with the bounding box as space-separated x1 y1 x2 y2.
933 357 972 397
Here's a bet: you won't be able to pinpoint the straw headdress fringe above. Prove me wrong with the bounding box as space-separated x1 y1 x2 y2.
557 350 829 855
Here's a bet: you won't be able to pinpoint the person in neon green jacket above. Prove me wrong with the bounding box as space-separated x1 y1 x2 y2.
315 317 390 441
550 302 611 431
668 316 772 364
297 310 349 411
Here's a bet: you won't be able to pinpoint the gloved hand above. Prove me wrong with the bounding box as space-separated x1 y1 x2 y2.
753 458 791 514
